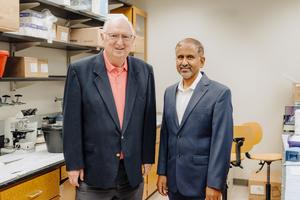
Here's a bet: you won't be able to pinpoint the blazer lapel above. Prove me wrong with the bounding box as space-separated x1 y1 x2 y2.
122 57 138 135
93 53 121 132
177 73 210 133
169 84 180 129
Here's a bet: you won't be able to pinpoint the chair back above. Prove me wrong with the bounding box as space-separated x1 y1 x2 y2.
231 125 256 153
242 122 263 146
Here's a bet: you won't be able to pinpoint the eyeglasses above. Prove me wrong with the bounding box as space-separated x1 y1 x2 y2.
105 33 135 42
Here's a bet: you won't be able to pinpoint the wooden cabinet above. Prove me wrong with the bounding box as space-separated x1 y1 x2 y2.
111 6 147 61
0 169 60 200
60 165 68 181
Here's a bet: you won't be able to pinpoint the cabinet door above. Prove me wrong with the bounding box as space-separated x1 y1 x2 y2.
132 7 147 61
0 169 60 200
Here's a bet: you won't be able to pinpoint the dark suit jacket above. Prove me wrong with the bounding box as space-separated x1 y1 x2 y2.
63 52 156 188
157 72 233 198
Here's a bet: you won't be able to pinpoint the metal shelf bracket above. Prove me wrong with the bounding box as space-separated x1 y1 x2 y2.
10 42 41 54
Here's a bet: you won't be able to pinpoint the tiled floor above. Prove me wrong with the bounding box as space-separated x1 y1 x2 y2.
148 185 248 200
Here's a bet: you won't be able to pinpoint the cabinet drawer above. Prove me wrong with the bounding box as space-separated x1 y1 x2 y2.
60 165 68 181
0 169 60 200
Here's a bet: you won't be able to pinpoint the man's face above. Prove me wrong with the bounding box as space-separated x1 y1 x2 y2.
176 42 205 80
102 20 135 61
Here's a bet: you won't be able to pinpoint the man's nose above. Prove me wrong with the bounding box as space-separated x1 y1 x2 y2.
116 36 124 45
181 58 188 66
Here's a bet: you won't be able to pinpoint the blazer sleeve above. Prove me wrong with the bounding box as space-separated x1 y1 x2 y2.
63 64 84 171
207 88 233 191
142 66 157 164
157 91 168 175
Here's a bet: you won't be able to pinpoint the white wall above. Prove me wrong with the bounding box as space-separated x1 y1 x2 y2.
129 0 300 179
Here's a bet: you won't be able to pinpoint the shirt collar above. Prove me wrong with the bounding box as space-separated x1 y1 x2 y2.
103 50 128 73
178 71 202 92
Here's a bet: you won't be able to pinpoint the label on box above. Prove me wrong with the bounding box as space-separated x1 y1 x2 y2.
30 63 38 73
250 185 265 195
41 64 49 73
61 32 68 42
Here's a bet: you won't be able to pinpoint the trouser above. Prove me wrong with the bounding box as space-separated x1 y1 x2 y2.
76 161 143 200
168 190 204 200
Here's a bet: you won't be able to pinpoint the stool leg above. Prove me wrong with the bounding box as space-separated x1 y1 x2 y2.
266 162 271 200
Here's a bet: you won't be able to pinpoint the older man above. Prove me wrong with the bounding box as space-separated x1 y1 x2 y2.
157 38 233 200
63 16 156 200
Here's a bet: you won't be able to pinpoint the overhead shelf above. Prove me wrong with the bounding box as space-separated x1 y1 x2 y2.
20 0 106 27
0 32 102 52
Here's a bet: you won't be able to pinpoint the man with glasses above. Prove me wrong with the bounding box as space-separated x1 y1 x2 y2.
63 16 156 200
157 38 233 200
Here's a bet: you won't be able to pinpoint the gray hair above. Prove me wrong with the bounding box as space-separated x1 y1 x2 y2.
176 38 204 56
103 15 135 35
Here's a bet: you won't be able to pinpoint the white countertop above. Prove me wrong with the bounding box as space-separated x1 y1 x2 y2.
0 144 64 187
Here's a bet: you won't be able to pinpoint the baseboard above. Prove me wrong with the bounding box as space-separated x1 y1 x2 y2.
233 178 248 186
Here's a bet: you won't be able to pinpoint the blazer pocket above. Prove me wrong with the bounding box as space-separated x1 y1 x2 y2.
192 155 209 165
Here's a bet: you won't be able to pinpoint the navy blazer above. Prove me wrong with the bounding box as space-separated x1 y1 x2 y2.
157 73 233 198
63 52 156 188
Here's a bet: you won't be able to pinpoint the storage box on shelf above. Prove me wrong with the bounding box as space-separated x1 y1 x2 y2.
0 0 19 32
4 57 49 78
70 27 103 47
55 25 70 43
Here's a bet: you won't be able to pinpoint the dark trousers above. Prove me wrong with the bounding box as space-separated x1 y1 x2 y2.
168 191 204 200
76 161 143 200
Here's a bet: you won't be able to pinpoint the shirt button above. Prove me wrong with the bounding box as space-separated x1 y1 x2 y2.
121 136 124 139
177 135 181 139
116 153 120 157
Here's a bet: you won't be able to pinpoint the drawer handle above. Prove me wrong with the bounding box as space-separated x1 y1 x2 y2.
27 190 43 199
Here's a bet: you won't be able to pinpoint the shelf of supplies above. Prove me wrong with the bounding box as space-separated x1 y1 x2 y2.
0 76 66 82
20 0 106 27
0 32 102 51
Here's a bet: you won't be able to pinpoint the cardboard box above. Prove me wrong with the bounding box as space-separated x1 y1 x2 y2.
38 59 49 77
248 171 281 200
293 84 300 103
70 27 103 47
0 0 19 32
56 25 70 43
4 57 41 78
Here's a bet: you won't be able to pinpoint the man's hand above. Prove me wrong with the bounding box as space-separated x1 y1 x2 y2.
142 164 152 176
68 169 84 187
157 175 168 196
205 186 222 200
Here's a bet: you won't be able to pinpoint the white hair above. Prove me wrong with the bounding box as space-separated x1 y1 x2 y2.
103 14 135 35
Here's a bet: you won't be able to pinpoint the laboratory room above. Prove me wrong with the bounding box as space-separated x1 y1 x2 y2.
0 0 299 200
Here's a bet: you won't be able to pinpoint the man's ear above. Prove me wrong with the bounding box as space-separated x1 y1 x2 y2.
100 32 105 41
200 56 206 65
